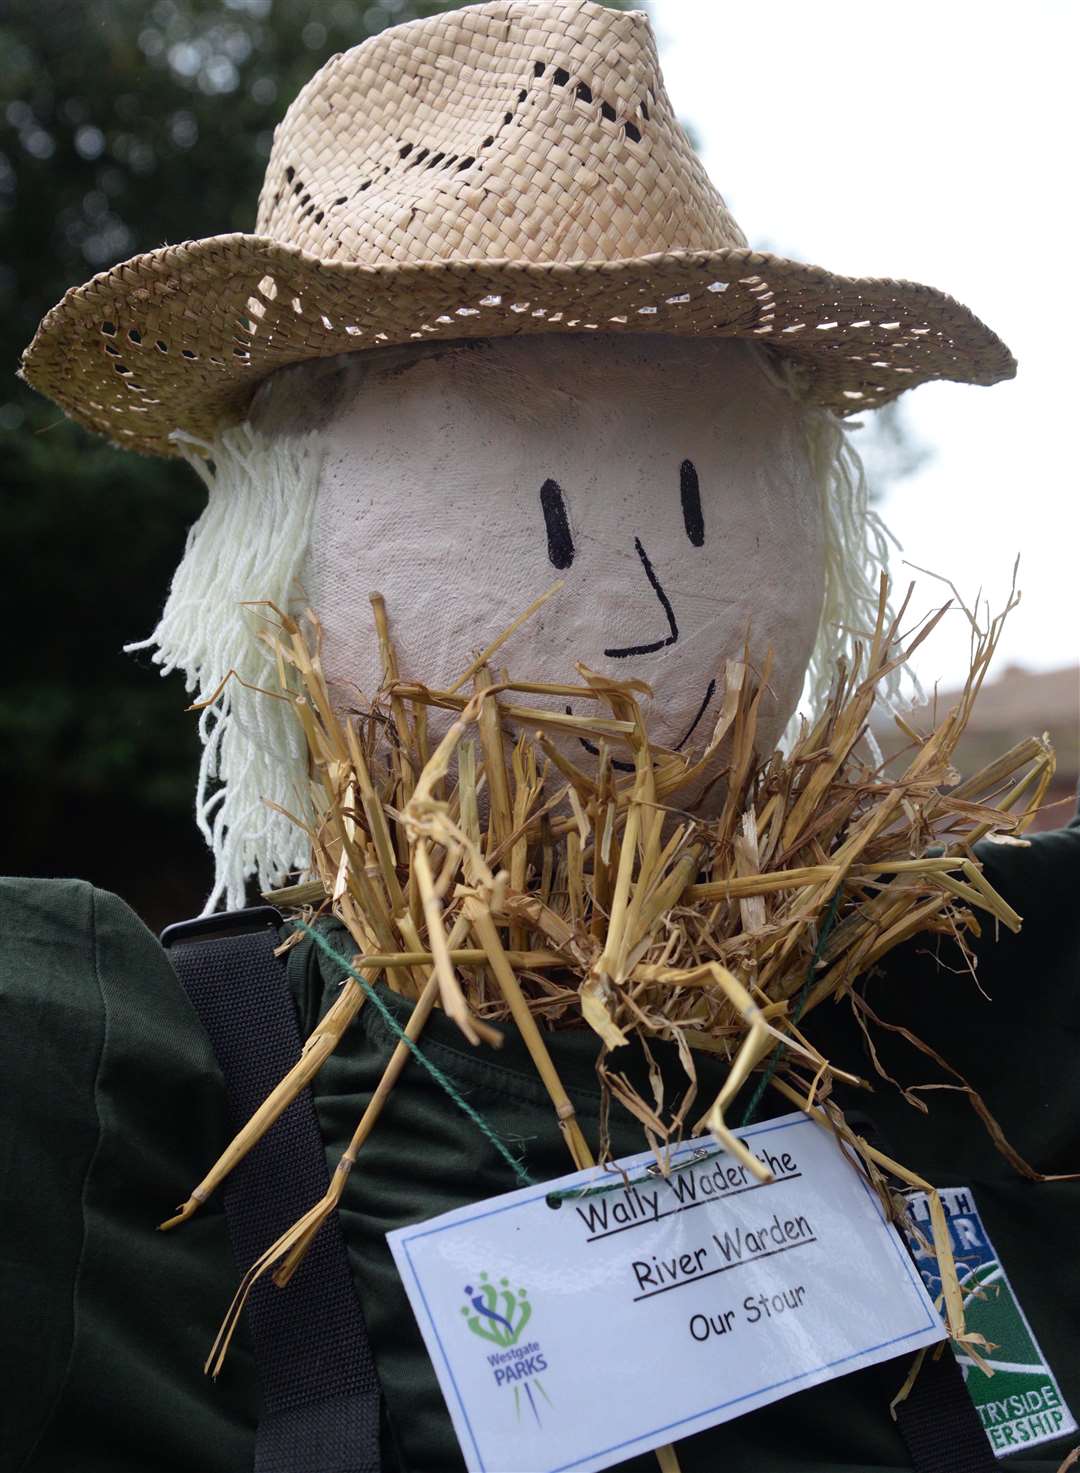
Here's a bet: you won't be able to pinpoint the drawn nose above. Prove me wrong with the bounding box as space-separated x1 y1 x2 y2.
603 537 680 659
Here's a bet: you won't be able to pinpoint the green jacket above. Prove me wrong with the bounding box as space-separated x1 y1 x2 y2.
4 807 1078 1472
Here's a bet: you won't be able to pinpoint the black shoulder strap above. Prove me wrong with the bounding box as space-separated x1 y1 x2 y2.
840 1114 996 1473
894 1348 997 1472
163 907 382 1473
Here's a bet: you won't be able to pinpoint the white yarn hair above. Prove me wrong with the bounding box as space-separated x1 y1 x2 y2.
794 404 907 728
757 352 914 747
126 423 322 913
130 341 907 913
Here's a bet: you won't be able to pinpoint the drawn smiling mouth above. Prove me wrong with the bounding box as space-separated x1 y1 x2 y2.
569 676 717 774
564 518 716 772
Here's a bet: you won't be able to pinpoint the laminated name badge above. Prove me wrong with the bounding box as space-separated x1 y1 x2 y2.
387 1110 945 1473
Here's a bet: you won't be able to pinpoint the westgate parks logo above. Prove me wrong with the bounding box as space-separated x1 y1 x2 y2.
460 1272 551 1424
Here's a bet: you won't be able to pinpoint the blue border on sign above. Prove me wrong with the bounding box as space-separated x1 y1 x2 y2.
397 1114 941 1473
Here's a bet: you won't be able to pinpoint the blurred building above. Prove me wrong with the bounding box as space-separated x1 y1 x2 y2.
875 665 1079 833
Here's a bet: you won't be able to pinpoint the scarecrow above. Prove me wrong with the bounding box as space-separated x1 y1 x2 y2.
8 4 1079 1473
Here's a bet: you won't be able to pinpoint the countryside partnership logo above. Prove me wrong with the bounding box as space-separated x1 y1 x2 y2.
906 1187 1075 1455
461 1272 550 1424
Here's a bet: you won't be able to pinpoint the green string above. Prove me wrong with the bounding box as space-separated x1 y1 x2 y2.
299 893 840 1201
545 1145 720 1207
296 922 536 1189
304 917 710 1208
739 890 843 1129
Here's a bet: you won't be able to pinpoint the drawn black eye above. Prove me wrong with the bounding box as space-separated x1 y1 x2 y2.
680 459 704 547
540 478 574 569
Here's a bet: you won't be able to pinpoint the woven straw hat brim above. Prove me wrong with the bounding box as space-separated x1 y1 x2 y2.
23 232 1014 459
21 0 1017 455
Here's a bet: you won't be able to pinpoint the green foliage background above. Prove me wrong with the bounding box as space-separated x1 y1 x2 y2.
2 1 641 928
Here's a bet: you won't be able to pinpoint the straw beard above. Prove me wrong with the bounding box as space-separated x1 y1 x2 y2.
161 568 1064 1380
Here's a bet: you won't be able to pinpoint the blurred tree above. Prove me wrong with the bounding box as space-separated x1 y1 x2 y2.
855 396 932 497
0 0 632 928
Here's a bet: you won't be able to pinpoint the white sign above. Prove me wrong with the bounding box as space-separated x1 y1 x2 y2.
387 1111 945 1473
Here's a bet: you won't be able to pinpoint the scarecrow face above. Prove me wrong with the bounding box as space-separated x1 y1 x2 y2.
302 334 824 765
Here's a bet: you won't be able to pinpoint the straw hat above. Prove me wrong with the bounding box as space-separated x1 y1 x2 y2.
21 0 1014 459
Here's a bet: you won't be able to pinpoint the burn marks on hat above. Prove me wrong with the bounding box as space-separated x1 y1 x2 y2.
274 163 378 230
99 302 237 391
267 45 655 252
546 62 652 145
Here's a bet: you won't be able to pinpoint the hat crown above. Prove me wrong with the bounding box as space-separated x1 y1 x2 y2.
255 0 747 268
20 0 1016 460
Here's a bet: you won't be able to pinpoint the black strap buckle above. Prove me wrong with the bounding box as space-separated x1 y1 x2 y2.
160 904 284 950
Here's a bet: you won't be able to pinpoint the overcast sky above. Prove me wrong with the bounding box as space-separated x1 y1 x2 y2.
651 0 1078 695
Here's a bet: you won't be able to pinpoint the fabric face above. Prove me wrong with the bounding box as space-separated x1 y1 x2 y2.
302 335 825 768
